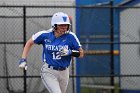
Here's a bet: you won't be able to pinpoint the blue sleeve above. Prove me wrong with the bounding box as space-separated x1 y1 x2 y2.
71 38 81 50
69 33 82 50
32 31 47 44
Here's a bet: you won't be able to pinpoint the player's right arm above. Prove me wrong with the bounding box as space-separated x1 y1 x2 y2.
19 38 34 70
21 38 35 59
19 30 48 70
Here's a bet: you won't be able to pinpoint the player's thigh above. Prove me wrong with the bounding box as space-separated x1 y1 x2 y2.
59 69 69 93
59 79 69 93
41 72 62 93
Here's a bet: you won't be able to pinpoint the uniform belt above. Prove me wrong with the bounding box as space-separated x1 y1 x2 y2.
48 65 66 71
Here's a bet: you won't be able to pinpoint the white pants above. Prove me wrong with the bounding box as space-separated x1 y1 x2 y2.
40 63 69 93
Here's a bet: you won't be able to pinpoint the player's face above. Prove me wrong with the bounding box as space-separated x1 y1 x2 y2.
56 24 69 35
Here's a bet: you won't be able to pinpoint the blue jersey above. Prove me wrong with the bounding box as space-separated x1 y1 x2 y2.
32 29 81 68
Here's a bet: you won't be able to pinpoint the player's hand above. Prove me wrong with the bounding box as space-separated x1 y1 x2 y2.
19 58 27 70
60 48 72 56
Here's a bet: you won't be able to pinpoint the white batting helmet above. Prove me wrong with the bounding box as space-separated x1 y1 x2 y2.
51 12 71 27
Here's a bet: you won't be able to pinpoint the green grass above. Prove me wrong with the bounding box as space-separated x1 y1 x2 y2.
81 87 96 93
114 83 119 93
80 84 119 93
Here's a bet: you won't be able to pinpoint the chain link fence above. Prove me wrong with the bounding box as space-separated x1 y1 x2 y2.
0 6 75 93
0 4 140 93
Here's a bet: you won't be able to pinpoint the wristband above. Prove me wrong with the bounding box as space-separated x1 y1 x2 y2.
71 50 80 57
19 58 27 64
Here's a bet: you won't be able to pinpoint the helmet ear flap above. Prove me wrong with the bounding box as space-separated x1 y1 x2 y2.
67 25 70 31
53 24 57 30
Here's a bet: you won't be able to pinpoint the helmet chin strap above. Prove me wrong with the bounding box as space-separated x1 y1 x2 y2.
65 30 70 34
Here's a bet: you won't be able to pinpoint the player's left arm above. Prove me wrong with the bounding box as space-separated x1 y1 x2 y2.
70 32 84 58
60 32 84 58
60 48 84 58
78 47 84 58
68 47 84 58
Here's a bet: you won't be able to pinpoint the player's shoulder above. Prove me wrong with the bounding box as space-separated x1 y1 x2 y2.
67 31 77 38
68 31 75 35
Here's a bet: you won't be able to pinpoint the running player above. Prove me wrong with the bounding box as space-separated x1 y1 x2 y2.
19 12 84 93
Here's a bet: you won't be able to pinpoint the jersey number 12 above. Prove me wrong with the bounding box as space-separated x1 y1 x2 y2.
52 52 61 60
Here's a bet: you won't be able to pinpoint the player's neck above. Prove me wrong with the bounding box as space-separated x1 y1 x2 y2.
54 31 61 38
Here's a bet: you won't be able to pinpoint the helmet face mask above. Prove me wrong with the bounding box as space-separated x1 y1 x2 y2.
51 12 71 30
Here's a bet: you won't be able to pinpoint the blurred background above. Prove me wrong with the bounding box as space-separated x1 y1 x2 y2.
0 0 140 93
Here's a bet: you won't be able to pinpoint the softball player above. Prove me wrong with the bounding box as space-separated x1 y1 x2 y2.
19 12 84 93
